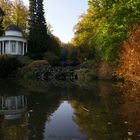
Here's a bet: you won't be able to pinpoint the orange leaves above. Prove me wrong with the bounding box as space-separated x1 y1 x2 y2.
117 24 140 81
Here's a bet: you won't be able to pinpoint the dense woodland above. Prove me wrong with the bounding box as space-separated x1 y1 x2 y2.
0 0 140 81
71 0 140 81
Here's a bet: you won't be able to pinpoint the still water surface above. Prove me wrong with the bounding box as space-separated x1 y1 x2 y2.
0 81 140 140
44 101 86 140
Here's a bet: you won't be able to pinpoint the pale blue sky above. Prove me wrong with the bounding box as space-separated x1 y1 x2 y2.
23 0 88 43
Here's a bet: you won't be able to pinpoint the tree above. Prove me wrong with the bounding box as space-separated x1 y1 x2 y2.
28 0 36 33
0 7 4 36
28 0 48 59
72 0 140 64
28 0 38 58
0 0 28 34
36 0 48 53
10 0 28 33
48 35 61 56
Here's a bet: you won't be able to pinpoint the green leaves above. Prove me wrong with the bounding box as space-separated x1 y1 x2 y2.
72 0 140 64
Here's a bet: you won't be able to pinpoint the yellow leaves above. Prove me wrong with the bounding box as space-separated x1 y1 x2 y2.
1 0 28 33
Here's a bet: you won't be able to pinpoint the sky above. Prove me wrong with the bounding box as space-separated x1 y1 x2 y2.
23 0 88 43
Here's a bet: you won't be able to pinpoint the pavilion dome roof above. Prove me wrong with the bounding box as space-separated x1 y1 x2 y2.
6 25 22 32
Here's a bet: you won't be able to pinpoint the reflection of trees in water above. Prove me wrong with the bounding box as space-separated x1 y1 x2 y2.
20 80 49 93
0 113 28 140
0 94 28 140
0 116 4 139
27 91 62 140
70 82 127 140
0 82 62 140
69 82 140 140
120 82 140 139
0 80 28 96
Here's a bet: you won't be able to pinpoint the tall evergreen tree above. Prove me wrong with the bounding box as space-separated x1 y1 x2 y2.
28 0 37 57
36 0 48 53
0 7 4 36
28 0 36 36
28 0 48 59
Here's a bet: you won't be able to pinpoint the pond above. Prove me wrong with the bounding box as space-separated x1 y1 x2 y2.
0 80 140 140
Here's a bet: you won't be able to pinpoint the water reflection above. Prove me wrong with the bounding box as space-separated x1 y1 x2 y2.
0 81 140 140
27 92 61 140
0 95 27 120
120 82 140 140
0 95 28 140
70 82 140 140
43 101 86 140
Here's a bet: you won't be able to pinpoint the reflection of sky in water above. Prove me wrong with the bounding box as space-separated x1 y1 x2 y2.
43 101 86 140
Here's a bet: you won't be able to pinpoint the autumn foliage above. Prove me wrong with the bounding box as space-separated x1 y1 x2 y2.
117 24 140 81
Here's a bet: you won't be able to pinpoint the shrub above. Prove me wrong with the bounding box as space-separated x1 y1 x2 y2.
17 56 33 66
20 60 49 80
43 51 60 66
97 61 115 80
79 59 115 81
80 59 98 69
77 68 97 83
0 55 21 78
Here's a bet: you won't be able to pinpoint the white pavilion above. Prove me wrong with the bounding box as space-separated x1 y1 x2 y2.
0 25 28 55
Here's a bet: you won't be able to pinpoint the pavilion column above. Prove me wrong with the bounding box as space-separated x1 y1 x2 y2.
22 96 24 107
25 97 27 106
16 97 18 109
0 41 1 54
2 41 4 54
9 40 11 54
1 41 3 54
22 42 24 55
1 41 2 54
26 43 28 53
2 98 4 109
16 41 18 55
7 99 10 109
